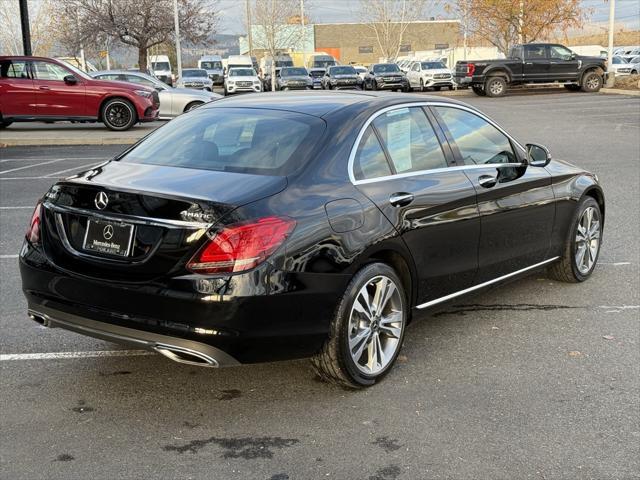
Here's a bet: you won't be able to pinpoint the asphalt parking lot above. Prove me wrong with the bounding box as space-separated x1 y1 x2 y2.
1 91 638 480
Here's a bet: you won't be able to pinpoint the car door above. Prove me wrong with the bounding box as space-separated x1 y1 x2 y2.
548 45 580 81
407 62 419 87
31 60 86 117
0 58 36 117
432 105 555 283
523 45 550 82
351 106 480 305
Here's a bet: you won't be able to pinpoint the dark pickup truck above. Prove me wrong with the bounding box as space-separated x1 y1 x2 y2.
455 43 608 97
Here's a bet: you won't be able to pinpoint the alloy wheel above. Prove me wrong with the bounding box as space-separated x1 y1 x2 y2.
586 75 600 90
575 206 601 274
489 79 504 96
348 275 404 375
106 102 132 128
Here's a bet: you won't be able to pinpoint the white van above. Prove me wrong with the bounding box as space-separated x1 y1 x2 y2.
198 55 224 86
150 55 173 86
225 55 254 76
306 53 337 69
259 54 294 77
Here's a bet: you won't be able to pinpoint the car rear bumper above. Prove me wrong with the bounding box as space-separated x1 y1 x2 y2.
20 244 348 365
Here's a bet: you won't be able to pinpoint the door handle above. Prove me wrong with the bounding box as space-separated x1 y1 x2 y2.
525 62 533 65
389 192 414 207
478 175 498 188
38 86 50 90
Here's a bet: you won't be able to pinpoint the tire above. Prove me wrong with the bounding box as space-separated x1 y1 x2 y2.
448 85 454 90
311 263 408 388
0 120 12 129
581 71 603 92
472 85 486 96
564 84 581 91
420 79 425 92
548 196 602 283
101 98 137 131
372 81 377 91
183 101 204 113
433 86 441 91
485 76 507 97
631 70 637 75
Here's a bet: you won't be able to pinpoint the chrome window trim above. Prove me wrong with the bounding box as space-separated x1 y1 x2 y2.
415 257 559 310
348 101 527 185
45 202 211 229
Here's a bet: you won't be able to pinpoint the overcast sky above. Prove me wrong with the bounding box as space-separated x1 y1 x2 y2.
216 0 640 35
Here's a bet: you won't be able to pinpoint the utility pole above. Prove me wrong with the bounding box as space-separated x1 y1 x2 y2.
246 0 253 56
462 0 468 61
19 0 32 56
607 0 615 78
173 0 183 83
300 0 306 67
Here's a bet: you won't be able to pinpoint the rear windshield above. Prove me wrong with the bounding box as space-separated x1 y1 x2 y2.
373 64 400 73
120 108 325 176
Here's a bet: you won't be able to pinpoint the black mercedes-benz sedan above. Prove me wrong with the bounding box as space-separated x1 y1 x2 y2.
20 92 605 388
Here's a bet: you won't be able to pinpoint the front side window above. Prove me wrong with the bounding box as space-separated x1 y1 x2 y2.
0 60 29 79
32 61 71 81
372 107 448 173
549 45 573 60
353 126 392 181
434 107 517 165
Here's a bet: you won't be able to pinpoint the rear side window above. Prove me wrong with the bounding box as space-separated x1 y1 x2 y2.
524 45 547 60
435 107 516 165
1 60 29 79
121 108 325 176
353 127 392 181
372 107 448 173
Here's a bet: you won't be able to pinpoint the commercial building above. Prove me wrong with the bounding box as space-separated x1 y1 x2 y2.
239 20 461 66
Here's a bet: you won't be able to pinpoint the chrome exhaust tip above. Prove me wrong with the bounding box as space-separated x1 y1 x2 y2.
28 311 52 327
153 344 219 368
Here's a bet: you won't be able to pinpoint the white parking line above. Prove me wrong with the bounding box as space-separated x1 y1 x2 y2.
0 156 107 164
0 255 19 259
0 158 69 174
45 162 101 177
0 206 34 209
0 350 155 361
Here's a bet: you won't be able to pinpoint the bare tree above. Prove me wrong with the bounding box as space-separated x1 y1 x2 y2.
449 0 589 55
0 0 56 56
54 0 218 70
358 0 436 61
251 0 308 90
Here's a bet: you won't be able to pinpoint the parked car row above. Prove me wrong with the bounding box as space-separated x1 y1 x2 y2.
0 56 223 130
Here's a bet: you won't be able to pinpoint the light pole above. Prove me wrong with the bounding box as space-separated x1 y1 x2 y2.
300 0 306 67
19 0 32 56
173 0 183 83
607 0 615 79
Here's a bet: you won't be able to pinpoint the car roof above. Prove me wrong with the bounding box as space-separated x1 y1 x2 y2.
202 91 466 118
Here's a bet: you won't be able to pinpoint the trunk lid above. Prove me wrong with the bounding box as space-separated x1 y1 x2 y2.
41 161 287 281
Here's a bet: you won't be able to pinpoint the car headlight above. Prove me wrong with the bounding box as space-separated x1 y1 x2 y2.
330 79 337 84
227 81 235 86
253 80 260 85
280 80 288 85
134 89 152 98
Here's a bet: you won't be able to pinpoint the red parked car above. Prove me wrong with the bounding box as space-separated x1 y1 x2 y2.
0 56 159 131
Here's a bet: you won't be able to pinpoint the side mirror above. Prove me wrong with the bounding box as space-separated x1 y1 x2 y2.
570 53 577 60
526 143 551 167
64 75 78 85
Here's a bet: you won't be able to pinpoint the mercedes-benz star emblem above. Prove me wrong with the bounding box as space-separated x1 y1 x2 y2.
103 224 114 240
95 191 109 210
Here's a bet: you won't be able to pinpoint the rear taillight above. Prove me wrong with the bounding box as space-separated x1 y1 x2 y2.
26 202 42 244
466 63 475 77
187 216 296 274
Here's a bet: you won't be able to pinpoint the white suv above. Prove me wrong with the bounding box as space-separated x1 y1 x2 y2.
406 60 455 92
224 67 262 95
